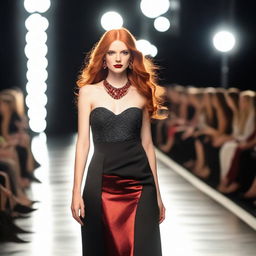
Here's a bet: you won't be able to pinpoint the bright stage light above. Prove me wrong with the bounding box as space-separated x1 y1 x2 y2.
136 39 158 57
101 11 123 31
213 30 236 52
154 16 170 32
24 43 48 59
25 13 49 31
24 0 51 13
24 1 50 133
26 69 48 83
140 0 170 18
26 82 47 94
28 107 47 120
150 44 158 57
29 119 47 133
27 57 48 70
26 31 47 44
25 93 48 108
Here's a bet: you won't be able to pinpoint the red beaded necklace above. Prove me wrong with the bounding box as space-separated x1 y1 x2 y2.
103 79 131 99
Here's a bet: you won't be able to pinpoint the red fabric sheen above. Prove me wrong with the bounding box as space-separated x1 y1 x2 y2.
101 174 143 256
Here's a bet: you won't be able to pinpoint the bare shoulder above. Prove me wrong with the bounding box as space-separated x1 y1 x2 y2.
130 86 148 108
79 82 104 108
79 82 102 97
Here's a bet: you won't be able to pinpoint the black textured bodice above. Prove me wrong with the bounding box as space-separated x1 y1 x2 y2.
90 107 143 143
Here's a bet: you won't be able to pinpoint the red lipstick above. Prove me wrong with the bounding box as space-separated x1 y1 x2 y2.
114 64 123 68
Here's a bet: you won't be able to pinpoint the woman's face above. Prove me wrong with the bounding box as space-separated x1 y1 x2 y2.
105 40 131 74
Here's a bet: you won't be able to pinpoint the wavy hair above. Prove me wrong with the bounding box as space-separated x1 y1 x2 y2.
238 90 255 135
74 27 168 120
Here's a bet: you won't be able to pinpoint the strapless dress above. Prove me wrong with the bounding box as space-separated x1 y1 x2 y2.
81 106 162 256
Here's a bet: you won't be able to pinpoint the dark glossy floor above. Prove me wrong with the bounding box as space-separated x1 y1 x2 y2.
0 134 256 256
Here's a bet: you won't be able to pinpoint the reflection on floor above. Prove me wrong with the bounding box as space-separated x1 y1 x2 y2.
0 134 256 256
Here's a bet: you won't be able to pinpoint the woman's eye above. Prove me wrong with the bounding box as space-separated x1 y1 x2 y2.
122 51 129 55
107 51 114 55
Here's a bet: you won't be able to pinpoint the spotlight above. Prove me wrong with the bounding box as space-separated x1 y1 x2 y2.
140 0 170 18
24 43 48 59
25 13 49 31
29 119 47 133
150 44 158 57
154 16 170 32
26 31 48 44
26 81 47 94
101 11 123 31
213 30 236 52
136 39 158 57
24 0 51 13
212 29 236 88
25 93 47 108
24 1 50 133
27 57 48 70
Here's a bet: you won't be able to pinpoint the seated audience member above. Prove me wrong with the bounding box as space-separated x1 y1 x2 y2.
156 85 256 214
0 88 41 243
192 88 233 186
218 90 255 192
158 85 189 155
0 90 41 184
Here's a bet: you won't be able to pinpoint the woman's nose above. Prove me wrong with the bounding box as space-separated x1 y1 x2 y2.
115 53 121 62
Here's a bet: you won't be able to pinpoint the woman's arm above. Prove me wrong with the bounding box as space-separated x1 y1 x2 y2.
238 136 256 150
140 108 162 201
216 109 228 135
1 113 11 140
71 85 93 226
141 107 166 223
72 85 92 195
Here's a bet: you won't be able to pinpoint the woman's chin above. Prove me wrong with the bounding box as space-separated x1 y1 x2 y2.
108 68 127 74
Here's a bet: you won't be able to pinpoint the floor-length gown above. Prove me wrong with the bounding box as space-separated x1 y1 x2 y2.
81 106 162 256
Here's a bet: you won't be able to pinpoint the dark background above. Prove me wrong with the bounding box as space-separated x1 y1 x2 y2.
0 0 255 135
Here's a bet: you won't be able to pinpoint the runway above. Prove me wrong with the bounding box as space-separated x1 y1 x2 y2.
0 134 256 256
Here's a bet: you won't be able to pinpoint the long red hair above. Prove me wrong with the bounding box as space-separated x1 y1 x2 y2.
74 27 168 120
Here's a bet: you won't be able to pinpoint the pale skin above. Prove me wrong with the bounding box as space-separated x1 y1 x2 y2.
71 40 166 226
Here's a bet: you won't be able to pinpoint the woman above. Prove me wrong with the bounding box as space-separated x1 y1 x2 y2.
218 90 255 192
158 85 188 155
191 87 217 177
156 84 183 149
194 88 232 183
71 28 167 256
0 91 41 185
0 89 40 174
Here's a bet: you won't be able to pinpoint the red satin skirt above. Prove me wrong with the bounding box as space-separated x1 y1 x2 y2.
102 174 143 256
81 139 162 256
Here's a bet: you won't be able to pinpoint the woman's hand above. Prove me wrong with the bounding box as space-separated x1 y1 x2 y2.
71 192 85 226
181 126 195 140
157 197 166 224
237 141 250 150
